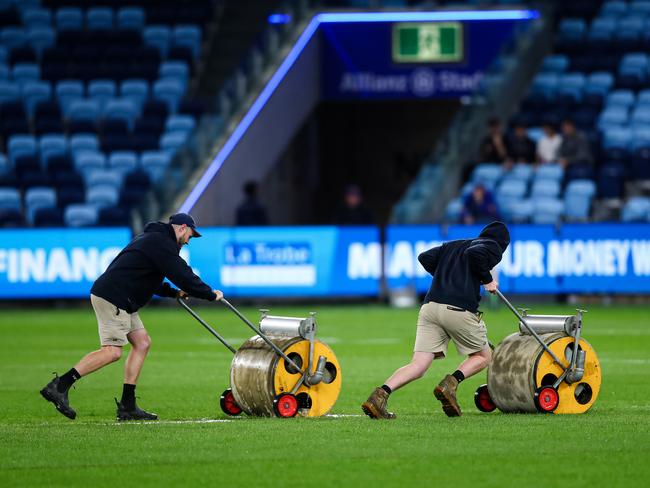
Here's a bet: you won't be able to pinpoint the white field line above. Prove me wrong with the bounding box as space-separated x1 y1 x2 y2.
112 418 235 425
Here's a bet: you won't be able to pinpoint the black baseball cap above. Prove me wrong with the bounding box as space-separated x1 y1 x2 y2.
169 213 202 237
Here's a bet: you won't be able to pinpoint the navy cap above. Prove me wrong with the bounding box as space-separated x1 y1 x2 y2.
169 213 202 237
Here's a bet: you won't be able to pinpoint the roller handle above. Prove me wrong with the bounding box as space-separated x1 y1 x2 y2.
494 289 566 370
177 297 237 354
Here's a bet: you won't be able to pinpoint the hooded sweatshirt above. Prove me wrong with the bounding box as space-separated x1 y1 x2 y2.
91 222 216 313
417 221 510 312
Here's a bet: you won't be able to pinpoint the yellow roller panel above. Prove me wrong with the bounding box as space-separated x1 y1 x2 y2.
535 336 601 414
273 340 342 417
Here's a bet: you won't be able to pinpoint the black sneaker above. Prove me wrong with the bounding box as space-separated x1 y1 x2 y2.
115 398 158 421
40 375 77 420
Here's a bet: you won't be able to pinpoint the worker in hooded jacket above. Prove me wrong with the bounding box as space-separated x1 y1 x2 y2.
362 221 510 419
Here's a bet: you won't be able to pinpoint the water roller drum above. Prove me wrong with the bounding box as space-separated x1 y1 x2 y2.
177 297 341 418
477 291 602 414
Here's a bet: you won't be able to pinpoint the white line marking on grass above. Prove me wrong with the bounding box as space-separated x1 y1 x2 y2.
324 414 364 418
112 419 235 425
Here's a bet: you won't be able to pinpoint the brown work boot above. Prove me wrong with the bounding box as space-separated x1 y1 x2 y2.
433 375 462 417
361 387 396 420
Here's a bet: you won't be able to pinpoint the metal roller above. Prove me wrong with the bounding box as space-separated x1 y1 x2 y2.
488 332 601 414
518 314 578 336
259 314 316 339
230 336 342 417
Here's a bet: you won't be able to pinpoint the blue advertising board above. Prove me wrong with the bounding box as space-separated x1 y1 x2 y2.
0 228 131 298
385 224 650 294
183 226 380 297
320 13 533 100
2 224 649 299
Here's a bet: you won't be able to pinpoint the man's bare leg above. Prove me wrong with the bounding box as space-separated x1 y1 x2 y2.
124 329 151 385
75 346 123 376
384 351 437 392
118 329 156 420
457 346 492 379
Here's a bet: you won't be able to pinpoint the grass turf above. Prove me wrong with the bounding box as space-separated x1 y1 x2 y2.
1 301 649 487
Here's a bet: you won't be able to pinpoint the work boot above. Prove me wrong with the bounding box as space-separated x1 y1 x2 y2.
115 398 158 421
40 374 77 420
433 374 462 417
361 387 396 420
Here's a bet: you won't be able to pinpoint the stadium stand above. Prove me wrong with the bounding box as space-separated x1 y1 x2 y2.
446 0 650 224
0 0 218 227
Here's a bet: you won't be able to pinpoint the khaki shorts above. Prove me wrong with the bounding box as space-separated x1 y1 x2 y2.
91 294 145 346
414 301 488 357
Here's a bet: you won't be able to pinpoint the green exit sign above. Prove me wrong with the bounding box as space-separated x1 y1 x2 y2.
393 22 463 63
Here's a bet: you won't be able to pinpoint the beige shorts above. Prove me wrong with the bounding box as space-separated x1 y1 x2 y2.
91 294 145 346
414 301 488 357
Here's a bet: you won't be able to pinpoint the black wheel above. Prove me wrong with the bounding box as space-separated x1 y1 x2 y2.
474 384 497 412
273 393 298 418
220 388 242 416
534 386 559 413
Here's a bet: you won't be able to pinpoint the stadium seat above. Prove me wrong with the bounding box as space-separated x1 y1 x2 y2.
540 55 569 74
531 179 561 198
117 7 145 31
21 8 52 28
471 163 503 186
74 150 105 175
85 169 122 191
56 80 84 111
165 114 195 134
55 8 83 31
22 80 51 117
70 133 99 154
88 80 117 110
11 62 39 83
86 184 119 208
108 151 137 174
24 186 56 224
0 187 21 210
120 79 149 106
532 198 564 224
621 196 650 221
143 25 171 57
64 203 98 227
508 199 533 223
86 8 114 31
159 131 188 155
27 27 55 56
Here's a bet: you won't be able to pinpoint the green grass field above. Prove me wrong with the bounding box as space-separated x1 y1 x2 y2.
1 301 649 487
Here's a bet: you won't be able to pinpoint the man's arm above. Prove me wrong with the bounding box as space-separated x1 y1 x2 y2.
463 239 502 284
418 245 443 275
149 242 217 301
154 281 180 298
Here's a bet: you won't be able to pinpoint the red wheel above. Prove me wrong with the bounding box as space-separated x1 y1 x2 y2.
273 393 298 418
220 388 242 416
534 386 559 413
474 384 497 413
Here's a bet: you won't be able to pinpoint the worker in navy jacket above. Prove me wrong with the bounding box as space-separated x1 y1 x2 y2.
363 221 510 419
40 213 223 422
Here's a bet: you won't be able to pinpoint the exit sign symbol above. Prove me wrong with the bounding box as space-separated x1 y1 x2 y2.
393 22 463 63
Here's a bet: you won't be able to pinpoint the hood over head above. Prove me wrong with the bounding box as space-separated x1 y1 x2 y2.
478 221 510 251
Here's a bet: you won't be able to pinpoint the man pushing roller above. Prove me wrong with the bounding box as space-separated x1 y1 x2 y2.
362 221 510 419
40 213 223 421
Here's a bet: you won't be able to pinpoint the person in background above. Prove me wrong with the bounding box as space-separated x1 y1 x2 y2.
235 181 269 226
536 121 562 164
507 121 536 164
460 184 499 225
334 184 374 225
479 117 509 163
558 119 593 168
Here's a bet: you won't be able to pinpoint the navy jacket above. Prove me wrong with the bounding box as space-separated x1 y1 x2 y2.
418 222 510 313
91 222 215 313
